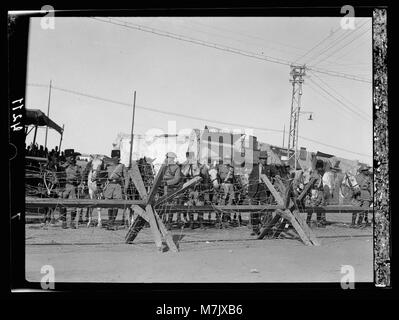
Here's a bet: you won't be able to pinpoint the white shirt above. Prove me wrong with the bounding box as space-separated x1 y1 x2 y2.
322 171 335 190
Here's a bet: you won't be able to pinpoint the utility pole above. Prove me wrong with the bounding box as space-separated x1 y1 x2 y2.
287 65 306 171
44 80 52 150
129 91 137 169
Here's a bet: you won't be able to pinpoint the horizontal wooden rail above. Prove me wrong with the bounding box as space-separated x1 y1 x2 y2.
25 197 373 213
25 197 145 208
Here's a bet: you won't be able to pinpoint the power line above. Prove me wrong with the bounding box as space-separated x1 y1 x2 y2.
311 25 372 67
309 71 371 119
326 29 372 65
293 26 342 64
305 20 369 66
91 17 292 67
307 76 370 122
186 18 309 55
306 80 369 125
27 82 371 157
90 17 371 84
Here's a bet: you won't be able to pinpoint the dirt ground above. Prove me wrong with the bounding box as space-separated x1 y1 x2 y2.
25 211 373 283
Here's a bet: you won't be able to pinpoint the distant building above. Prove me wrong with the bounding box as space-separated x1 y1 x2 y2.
112 132 191 171
112 128 368 174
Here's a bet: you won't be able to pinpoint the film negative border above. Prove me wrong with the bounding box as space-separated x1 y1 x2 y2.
373 8 390 288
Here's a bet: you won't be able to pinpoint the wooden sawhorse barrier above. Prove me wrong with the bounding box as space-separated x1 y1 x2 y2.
257 174 320 246
124 162 202 252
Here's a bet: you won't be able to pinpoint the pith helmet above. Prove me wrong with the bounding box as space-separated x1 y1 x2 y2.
65 149 80 158
358 164 369 172
166 152 177 159
111 149 121 158
259 151 268 159
330 160 341 171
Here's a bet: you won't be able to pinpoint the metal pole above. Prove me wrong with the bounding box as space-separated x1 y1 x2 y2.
295 79 304 171
58 124 65 155
33 125 38 145
44 80 52 150
129 91 136 168
287 78 296 160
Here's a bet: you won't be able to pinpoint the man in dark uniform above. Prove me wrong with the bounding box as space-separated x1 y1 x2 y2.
59 149 82 229
163 152 182 228
103 149 129 230
306 163 326 227
217 156 235 226
351 164 372 228
248 151 269 235
219 156 235 205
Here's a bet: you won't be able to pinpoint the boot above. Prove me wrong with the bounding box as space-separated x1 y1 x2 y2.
198 214 205 229
113 209 119 228
364 215 371 227
306 213 312 225
70 212 77 229
166 213 173 230
356 213 364 228
107 209 114 230
350 213 357 228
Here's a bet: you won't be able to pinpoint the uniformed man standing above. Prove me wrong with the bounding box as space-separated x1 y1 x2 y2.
163 152 182 228
306 164 326 227
248 151 269 235
351 164 372 228
103 149 129 230
59 149 82 229
219 156 235 206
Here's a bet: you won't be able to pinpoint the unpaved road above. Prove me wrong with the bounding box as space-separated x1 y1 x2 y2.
25 212 373 283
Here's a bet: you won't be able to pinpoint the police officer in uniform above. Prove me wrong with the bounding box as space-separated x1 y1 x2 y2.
59 149 82 229
216 156 235 227
103 149 129 230
163 152 182 228
248 151 269 235
306 162 326 227
351 164 372 228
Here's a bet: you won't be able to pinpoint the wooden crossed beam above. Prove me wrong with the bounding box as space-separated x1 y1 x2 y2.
257 174 319 246
124 162 202 252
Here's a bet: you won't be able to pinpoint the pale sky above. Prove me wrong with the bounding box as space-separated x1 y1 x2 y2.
25 16 372 164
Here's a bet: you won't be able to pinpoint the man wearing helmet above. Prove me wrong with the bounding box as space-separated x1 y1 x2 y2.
248 150 269 235
163 152 182 228
103 149 129 230
352 164 372 228
59 149 83 229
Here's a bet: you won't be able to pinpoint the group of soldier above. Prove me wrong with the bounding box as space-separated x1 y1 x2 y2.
43 146 373 234
47 148 129 230
247 152 372 235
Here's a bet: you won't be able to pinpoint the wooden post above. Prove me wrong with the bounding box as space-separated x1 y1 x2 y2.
128 161 147 201
124 162 179 252
44 80 52 150
58 124 64 154
257 173 318 246
129 91 136 169
33 125 38 145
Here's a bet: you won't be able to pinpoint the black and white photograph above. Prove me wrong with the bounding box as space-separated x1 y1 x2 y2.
7 5 390 295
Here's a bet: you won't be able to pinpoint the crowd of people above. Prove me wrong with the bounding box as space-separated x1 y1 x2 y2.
25 142 67 162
